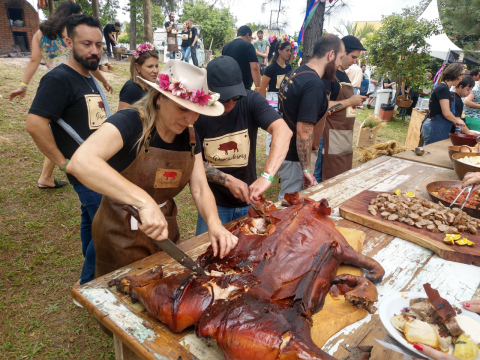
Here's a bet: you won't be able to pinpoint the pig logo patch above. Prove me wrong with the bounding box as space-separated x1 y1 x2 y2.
154 168 183 188
85 94 107 130
204 130 249 168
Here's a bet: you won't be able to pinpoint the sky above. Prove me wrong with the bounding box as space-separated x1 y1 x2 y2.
32 0 426 35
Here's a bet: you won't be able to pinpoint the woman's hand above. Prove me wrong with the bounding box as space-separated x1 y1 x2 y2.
208 223 238 259
463 172 480 191
137 201 169 241
103 81 114 94
412 344 458 360
9 87 26 101
455 117 465 126
460 299 480 313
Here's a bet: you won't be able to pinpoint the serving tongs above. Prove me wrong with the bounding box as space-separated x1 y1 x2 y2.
449 183 477 211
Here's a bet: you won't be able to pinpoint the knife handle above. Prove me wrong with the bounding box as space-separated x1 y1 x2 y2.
124 205 142 224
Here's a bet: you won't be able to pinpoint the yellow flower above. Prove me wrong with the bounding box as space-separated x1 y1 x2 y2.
395 189 401 195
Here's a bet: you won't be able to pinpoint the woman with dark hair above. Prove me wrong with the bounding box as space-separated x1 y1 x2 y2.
421 63 465 145
8 0 112 189
118 43 159 110
259 35 296 98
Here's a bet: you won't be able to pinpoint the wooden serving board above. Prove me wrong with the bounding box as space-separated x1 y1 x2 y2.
339 190 480 266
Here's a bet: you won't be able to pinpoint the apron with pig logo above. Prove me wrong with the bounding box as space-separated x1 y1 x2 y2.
92 126 196 278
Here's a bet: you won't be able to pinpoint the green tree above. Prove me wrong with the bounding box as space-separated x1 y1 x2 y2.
364 7 441 97
180 0 236 53
333 20 375 40
42 0 120 25
120 5 165 44
246 22 269 33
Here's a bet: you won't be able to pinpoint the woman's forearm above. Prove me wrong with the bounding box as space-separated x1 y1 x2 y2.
191 183 222 228
22 58 42 85
464 99 480 109
92 69 107 84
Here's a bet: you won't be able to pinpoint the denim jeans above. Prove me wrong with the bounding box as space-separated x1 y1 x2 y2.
196 205 250 236
190 44 198 66
169 51 176 59
353 88 359 95
105 36 114 57
421 118 432 146
73 184 102 284
181 46 191 63
314 136 324 183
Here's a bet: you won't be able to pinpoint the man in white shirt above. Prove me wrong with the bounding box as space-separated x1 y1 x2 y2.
346 63 363 94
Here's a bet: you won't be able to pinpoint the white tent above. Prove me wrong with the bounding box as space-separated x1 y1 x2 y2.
418 0 461 60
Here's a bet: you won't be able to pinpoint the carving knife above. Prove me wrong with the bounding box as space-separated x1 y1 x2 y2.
374 339 427 359
124 205 206 276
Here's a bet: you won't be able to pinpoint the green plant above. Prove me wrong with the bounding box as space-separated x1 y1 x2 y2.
364 7 441 95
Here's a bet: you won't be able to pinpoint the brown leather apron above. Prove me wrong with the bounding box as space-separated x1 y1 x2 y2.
167 24 178 52
92 127 196 278
321 76 355 181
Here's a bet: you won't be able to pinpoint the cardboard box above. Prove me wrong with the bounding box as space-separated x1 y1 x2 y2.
357 121 378 148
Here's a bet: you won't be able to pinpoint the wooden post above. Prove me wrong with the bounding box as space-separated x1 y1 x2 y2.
129 3 136 51
303 0 325 63
143 0 153 43
91 0 100 20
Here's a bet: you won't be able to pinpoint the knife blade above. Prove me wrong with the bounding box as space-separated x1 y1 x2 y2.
374 339 427 359
124 205 206 276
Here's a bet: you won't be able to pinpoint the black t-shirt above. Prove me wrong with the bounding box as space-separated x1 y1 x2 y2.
278 65 328 162
119 79 148 105
164 21 177 31
180 29 191 47
222 39 258 90
321 69 351 101
383 78 394 89
190 26 198 46
453 92 464 118
429 83 451 118
106 109 201 173
264 62 292 92
29 64 114 185
194 91 280 207
103 23 119 36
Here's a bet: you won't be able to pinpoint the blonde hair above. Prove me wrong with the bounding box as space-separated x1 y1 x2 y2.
129 50 159 90
129 89 165 153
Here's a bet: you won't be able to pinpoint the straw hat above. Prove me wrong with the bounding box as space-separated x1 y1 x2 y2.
137 60 224 117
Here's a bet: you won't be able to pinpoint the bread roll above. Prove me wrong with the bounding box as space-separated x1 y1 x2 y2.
404 319 439 348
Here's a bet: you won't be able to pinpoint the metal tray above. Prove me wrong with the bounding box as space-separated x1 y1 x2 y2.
426 180 480 219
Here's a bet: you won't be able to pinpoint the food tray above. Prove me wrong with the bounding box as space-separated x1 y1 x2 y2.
426 180 480 219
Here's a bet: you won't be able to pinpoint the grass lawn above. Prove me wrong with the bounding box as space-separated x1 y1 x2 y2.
0 60 409 359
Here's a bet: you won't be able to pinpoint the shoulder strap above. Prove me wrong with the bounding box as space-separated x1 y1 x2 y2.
188 125 196 159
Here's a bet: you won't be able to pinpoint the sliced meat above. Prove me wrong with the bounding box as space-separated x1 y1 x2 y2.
388 214 399 221
467 224 478 235
438 224 449 233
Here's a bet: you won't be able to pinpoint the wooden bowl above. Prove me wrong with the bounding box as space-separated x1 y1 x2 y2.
426 180 480 218
448 145 479 163
452 152 480 180
449 133 478 146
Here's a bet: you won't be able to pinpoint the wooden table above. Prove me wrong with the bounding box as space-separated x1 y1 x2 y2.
72 156 480 360
404 108 426 149
393 138 454 170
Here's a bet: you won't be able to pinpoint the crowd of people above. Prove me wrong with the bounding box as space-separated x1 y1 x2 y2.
6 3 480 357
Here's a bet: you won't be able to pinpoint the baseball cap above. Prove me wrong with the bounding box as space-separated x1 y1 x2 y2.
342 35 366 52
237 25 253 37
206 56 247 101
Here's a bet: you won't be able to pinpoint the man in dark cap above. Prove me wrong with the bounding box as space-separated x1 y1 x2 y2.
313 35 368 183
194 56 292 235
222 25 261 90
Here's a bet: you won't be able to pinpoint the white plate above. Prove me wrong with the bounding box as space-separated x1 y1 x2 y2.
378 291 480 359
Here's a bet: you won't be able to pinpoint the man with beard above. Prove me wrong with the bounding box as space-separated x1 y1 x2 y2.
277 34 344 200
313 35 367 183
26 14 114 288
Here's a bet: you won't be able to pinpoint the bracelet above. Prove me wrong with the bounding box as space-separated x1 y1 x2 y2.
255 87 260 89
261 172 274 182
302 169 311 173
60 159 69 172
20 82 28 90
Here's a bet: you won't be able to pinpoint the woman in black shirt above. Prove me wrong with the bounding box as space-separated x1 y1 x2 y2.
421 63 465 145
118 42 159 110
68 60 237 277
259 38 293 97
180 22 191 63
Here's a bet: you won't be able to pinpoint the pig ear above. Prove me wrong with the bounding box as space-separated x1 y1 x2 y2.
284 192 301 206
315 199 331 216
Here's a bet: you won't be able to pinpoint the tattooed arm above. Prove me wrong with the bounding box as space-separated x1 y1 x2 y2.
296 121 318 188
203 162 251 204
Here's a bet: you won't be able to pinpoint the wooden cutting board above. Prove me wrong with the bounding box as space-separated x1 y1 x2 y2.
339 190 480 266
311 227 369 348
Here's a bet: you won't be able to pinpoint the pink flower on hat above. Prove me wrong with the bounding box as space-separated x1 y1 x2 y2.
192 88 212 106
159 74 170 90
169 78 186 96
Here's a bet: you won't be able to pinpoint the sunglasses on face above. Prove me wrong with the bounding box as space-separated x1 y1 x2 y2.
219 96 241 103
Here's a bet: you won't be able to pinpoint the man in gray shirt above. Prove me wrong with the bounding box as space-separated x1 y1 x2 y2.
254 30 270 75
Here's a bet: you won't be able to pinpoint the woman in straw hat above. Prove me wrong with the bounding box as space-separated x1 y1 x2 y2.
68 60 237 278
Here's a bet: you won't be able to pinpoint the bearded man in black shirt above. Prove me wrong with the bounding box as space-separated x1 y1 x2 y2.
26 15 112 288
276 34 344 200
194 56 292 235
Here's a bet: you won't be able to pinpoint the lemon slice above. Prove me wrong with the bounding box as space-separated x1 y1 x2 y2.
445 234 461 241
444 238 455 245
395 189 401 195
466 240 475 246
406 192 415 197
456 239 468 246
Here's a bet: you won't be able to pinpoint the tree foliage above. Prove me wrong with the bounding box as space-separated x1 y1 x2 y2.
246 22 269 33
41 0 120 25
120 4 165 44
180 0 236 53
333 20 375 40
364 7 441 93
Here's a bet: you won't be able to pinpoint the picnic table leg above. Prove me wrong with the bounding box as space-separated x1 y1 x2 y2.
114 334 142 360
